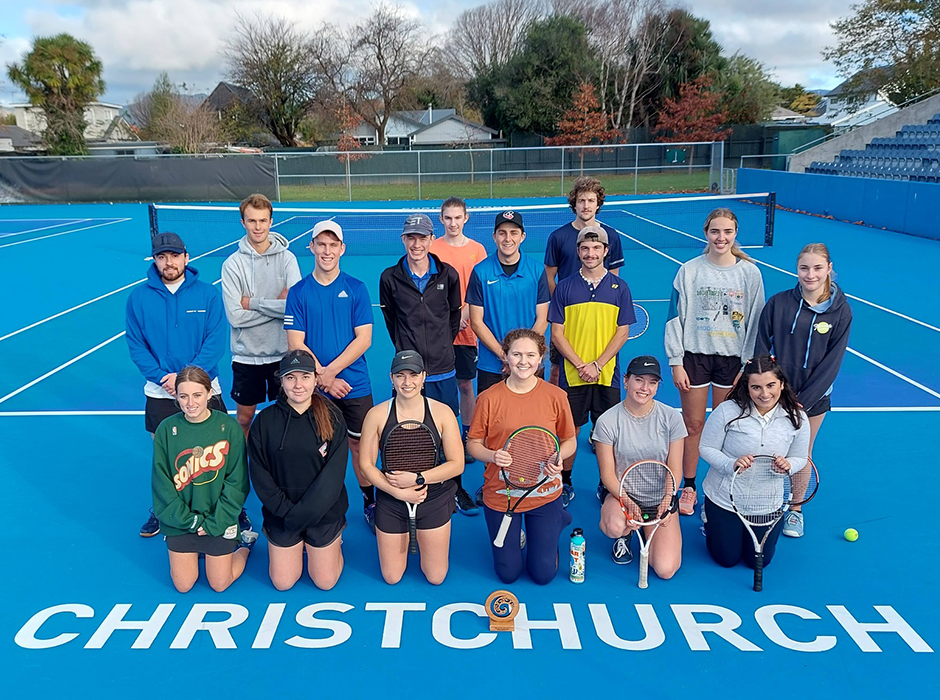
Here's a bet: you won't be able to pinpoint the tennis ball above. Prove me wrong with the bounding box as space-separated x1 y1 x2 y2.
844 528 858 542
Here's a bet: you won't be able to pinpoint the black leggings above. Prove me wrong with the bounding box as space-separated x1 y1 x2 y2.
703 496 784 569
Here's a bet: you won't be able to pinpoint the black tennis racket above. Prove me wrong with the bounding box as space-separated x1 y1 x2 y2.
381 420 439 554
619 460 678 589
730 454 791 592
492 426 560 548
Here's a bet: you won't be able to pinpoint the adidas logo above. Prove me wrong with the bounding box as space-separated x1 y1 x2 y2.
338 290 348 298
290 357 301 365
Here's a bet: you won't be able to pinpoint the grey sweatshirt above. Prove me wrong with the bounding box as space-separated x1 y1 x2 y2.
221 232 302 364
664 255 765 366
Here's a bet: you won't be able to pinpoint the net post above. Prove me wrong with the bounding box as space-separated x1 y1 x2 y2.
417 150 422 200
489 149 494 198
765 192 776 246
148 204 158 239
274 154 282 203
634 145 638 195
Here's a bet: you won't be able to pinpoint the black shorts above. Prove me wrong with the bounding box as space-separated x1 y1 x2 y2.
165 532 238 556
804 394 831 418
374 481 457 534
549 344 561 365
682 352 741 389
263 517 345 548
231 361 280 406
565 384 621 427
145 394 227 433
326 394 373 438
478 367 543 394
454 345 478 381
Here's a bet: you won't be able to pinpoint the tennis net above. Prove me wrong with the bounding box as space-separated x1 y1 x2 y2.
149 192 775 258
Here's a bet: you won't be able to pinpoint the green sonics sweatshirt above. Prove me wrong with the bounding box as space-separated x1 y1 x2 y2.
152 410 249 539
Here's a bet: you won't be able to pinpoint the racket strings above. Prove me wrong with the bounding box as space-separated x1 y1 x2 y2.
620 462 676 523
732 458 787 525
504 431 557 489
383 423 438 474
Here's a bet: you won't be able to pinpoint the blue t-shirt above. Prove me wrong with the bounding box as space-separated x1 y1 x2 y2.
284 271 373 398
544 221 625 284
466 253 550 374
407 257 437 293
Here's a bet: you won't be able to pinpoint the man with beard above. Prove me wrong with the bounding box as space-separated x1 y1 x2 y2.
126 232 228 538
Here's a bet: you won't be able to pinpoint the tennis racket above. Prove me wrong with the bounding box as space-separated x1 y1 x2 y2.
628 303 649 339
619 460 678 588
492 426 560 548
730 454 792 592
381 420 439 554
786 457 819 508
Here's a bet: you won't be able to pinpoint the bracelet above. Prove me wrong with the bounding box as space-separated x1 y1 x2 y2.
592 361 600 372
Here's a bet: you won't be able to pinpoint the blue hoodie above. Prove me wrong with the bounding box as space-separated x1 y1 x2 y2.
755 283 852 409
125 264 227 385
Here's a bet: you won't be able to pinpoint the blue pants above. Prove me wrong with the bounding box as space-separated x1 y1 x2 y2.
423 376 459 418
483 497 572 585
703 496 784 568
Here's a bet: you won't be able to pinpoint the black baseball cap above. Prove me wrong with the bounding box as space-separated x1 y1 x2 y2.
626 355 662 380
278 352 317 377
390 350 425 374
494 210 524 232
152 232 186 256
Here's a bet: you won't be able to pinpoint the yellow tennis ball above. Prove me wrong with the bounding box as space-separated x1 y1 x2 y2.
844 528 858 542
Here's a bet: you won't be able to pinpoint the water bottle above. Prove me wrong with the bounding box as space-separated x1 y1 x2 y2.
569 528 585 583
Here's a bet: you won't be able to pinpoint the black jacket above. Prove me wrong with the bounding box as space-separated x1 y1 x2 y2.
247 396 349 532
379 254 462 375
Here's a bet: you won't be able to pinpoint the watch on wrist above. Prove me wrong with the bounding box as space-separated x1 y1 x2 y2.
415 472 426 487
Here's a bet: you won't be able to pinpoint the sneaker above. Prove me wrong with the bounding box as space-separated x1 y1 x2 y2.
678 487 697 516
455 485 480 516
238 508 252 533
596 481 607 503
364 503 376 535
611 534 634 565
140 509 160 538
782 510 804 538
238 529 259 550
474 485 484 507
561 483 576 509
520 530 527 549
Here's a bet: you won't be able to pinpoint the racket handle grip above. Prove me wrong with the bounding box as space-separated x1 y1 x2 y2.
638 550 649 589
754 552 763 592
493 514 512 548
408 516 418 554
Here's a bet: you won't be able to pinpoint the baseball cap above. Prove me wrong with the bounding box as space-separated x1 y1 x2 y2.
626 355 662 380
311 219 344 242
494 210 524 232
402 213 434 237
390 350 425 374
152 232 186 256
576 225 608 246
278 352 318 377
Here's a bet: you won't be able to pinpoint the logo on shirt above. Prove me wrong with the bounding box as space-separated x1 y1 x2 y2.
173 440 230 490
486 279 499 285
319 441 329 457
814 321 832 334
436 283 444 290
338 290 349 298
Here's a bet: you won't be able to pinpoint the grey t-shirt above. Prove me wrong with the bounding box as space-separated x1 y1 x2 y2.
593 400 688 479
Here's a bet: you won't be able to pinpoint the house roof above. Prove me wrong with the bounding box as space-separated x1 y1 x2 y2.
0 124 42 149
410 114 499 137
204 82 257 112
398 109 456 126
826 67 894 98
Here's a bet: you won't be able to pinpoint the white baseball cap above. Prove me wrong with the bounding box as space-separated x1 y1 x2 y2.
311 219 344 242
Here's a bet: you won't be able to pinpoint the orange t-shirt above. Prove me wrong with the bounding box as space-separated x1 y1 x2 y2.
430 235 487 346
468 379 576 513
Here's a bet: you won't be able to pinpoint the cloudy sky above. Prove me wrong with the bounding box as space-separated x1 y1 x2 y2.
0 0 858 106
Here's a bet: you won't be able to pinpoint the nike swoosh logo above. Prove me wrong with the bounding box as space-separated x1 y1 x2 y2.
486 279 498 285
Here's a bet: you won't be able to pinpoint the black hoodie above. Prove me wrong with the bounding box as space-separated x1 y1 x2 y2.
755 283 852 409
248 395 349 532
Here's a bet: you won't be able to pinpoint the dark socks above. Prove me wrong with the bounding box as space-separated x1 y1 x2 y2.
683 477 696 490
562 470 573 486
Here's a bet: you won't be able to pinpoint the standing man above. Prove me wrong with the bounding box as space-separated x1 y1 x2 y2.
285 220 376 531
126 232 248 536
221 193 301 435
548 226 634 507
379 213 462 414
544 176 625 384
430 196 487 515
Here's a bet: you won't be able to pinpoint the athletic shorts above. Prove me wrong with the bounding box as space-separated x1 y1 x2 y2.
424 377 459 417
165 532 238 556
454 345 478 381
327 394 373 438
231 361 280 406
549 344 561 366
374 481 457 534
565 384 621 427
804 394 831 418
263 517 345 549
145 395 227 434
682 352 741 389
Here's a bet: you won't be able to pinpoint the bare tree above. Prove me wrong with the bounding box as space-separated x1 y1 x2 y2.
446 0 544 78
223 13 324 147
153 99 221 154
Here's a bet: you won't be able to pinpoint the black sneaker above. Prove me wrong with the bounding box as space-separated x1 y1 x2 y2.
364 503 376 535
474 485 484 507
611 534 634 565
140 509 160 538
561 483 575 508
596 481 607 503
238 508 252 533
455 485 480 515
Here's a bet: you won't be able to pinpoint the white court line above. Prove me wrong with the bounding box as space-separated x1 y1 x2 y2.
0 218 130 250
615 227 940 401
0 219 92 239
143 216 306 260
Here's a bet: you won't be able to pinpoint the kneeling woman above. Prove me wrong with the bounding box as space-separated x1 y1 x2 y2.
468 329 577 585
359 351 464 585
594 356 686 576
248 350 349 591
699 353 809 569
152 365 252 593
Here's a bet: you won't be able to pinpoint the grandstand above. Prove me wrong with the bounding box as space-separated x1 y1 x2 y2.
807 113 940 182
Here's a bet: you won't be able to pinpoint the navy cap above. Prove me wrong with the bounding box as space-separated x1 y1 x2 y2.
152 232 187 256
626 355 662 380
390 350 425 374
494 210 524 232
402 213 434 237
278 352 317 377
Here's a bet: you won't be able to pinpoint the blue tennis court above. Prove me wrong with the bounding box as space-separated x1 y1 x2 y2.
0 195 936 699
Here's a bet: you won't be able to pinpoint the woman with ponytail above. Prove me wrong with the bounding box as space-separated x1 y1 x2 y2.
755 243 852 537
248 349 349 590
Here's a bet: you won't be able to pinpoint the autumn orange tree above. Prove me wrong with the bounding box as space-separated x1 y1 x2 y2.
334 102 369 198
546 81 620 174
655 75 729 172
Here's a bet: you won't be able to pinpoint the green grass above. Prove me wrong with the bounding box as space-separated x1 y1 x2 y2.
278 171 711 202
